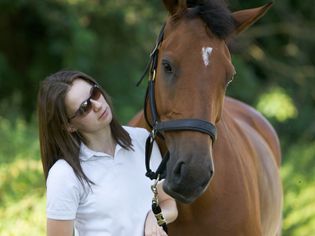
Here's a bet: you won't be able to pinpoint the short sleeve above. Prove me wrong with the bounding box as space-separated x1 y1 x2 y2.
46 160 81 220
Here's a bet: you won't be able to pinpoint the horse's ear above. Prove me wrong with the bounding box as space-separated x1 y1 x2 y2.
163 0 187 15
232 2 273 35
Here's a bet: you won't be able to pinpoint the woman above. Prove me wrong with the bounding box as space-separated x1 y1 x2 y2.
37 70 177 236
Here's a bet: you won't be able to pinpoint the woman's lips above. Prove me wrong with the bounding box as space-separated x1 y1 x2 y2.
99 108 107 120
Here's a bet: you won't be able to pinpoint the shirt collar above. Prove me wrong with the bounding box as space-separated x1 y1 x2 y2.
79 142 122 161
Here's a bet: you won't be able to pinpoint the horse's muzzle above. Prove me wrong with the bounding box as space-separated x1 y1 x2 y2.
163 152 214 203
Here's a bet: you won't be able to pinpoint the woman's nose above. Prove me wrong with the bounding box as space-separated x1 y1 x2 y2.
90 99 102 111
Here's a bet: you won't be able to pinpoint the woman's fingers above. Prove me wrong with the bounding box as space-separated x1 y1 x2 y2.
144 210 168 236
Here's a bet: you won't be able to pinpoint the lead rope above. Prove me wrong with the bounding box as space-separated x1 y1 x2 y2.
151 174 168 233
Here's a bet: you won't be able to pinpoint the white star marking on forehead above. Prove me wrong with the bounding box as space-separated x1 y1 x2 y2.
202 47 213 66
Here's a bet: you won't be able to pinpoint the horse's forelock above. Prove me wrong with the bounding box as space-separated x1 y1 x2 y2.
186 0 236 39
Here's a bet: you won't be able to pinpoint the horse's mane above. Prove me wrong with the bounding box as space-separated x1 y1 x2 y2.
186 0 236 39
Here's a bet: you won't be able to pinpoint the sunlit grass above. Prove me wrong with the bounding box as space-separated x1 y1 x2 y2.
0 117 40 163
0 158 45 235
0 117 45 235
0 192 45 236
281 142 315 236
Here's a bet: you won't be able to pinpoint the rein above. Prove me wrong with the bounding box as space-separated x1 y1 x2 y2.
138 23 217 233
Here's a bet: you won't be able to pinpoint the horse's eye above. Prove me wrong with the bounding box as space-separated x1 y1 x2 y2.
162 60 173 74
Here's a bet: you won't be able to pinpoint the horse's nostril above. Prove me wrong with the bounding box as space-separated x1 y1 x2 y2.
174 161 185 179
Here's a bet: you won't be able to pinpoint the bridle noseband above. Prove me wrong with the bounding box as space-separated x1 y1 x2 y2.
138 24 217 181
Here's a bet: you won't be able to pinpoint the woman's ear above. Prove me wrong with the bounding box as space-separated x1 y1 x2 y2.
66 125 77 133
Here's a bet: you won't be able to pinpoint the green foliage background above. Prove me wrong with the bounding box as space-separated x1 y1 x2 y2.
0 0 314 235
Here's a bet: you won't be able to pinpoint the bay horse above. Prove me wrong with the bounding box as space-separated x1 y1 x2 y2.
129 0 283 235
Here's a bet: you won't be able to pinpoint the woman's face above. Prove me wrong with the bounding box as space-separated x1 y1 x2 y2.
65 79 113 134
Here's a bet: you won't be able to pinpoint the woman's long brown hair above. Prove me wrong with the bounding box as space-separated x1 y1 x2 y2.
38 70 133 186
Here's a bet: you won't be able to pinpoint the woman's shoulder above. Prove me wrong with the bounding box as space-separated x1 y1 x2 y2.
122 126 150 147
49 159 73 174
47 159 78 185
123 126 149 139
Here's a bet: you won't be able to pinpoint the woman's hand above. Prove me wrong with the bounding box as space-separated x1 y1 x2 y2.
144 210 168 236
144 181 177 236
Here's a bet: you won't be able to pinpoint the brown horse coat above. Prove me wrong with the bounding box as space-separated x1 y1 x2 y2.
129 1 283 235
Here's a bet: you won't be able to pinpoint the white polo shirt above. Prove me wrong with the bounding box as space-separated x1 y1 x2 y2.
46 126 162 236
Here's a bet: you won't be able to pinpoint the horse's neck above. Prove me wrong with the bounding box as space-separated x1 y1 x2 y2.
127 110 147 128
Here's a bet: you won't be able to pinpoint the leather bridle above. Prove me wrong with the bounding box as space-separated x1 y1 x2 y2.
137 24 217 181
136 23 218 234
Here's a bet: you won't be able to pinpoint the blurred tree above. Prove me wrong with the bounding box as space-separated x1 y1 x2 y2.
0 0 165 122
0 0 313 136
228 0 315 144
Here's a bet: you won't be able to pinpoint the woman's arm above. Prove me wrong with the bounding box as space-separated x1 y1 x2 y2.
144 180 178 235
47 219 74 236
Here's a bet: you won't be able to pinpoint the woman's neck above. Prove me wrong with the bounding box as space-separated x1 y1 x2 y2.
83 126 116 156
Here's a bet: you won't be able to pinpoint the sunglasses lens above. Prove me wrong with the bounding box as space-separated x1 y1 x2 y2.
78 100 92 116
77 86 101 117
69 85 102 120
91 86 101 100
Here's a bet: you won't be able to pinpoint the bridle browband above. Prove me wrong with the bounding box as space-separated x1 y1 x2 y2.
137 24 217 181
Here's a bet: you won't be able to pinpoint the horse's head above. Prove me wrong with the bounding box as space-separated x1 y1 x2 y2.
148 0 272 203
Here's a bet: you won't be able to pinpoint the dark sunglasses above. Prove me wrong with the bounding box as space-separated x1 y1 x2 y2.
68 85 102 120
